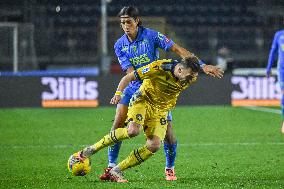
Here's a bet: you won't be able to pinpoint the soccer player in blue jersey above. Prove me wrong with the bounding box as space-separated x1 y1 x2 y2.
266 28 284 134
100 6 222 181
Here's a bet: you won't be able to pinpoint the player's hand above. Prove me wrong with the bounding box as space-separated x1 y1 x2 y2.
202 65 224 78
110 95 121 105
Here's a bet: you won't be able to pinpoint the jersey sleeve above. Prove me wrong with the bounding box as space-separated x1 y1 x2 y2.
134 61 161 81
267 32 279 72
114 44 132 72
151 30 174 51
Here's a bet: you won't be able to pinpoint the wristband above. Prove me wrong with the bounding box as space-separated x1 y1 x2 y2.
115 91 123 96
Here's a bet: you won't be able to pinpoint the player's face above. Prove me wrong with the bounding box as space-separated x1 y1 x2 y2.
120 16 139 37
177 67 198 83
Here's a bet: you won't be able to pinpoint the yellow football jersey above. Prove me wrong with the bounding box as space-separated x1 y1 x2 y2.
133 59 197 111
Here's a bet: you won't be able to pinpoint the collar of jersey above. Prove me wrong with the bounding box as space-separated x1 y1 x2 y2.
124 26 144 44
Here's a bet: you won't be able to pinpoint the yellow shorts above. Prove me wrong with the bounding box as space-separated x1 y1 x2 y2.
127 99 168 140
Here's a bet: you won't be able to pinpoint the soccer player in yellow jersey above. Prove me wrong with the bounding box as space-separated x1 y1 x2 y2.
69 57 223 182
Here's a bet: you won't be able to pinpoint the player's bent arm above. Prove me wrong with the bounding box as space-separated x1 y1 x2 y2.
170 43 205 66
170 44 223 78
110 72 136 105
170 43 195 59
126 66 135 74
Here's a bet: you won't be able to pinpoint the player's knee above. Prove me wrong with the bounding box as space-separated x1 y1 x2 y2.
127 122 140 137
146 138 161 153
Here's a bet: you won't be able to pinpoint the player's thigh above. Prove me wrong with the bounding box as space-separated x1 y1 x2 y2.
127 100 147 127
143 111 168 142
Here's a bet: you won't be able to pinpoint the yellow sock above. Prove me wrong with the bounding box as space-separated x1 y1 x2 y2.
117 145 154 171
94 128 129 152
81 128 129 157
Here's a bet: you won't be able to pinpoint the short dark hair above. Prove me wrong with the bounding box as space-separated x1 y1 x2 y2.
118 6 142 26
180 56 201 73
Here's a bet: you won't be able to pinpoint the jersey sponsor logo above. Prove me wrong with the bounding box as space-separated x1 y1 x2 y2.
129 53 150 66
141 67 150 74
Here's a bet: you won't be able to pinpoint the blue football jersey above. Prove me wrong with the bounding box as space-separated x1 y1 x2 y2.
267 29 284 72
114 26 174 93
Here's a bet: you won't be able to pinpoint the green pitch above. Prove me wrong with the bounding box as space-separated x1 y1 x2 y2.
0 106 283 188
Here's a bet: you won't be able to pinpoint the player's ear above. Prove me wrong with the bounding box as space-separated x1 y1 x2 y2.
135 18 140 25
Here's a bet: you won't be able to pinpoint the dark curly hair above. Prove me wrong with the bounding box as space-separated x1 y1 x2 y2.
180 56 201 73
118 6 142 26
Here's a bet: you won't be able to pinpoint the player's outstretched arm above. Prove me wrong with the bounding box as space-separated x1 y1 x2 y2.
170 43 195 59
170 44 223 78
110 71 136 105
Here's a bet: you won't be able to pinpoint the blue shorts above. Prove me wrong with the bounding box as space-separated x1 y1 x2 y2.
119 86 173 121
119 86 136 106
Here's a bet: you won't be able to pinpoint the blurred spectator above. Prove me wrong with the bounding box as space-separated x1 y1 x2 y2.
216 46 233 72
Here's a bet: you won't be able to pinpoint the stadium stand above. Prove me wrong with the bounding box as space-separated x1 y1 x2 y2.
0 0 283 71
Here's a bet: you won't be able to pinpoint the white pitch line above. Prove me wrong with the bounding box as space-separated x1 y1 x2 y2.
183 142 284 146
241 106 281 114
2 142 284 149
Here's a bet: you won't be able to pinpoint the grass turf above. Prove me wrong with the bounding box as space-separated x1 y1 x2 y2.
0 106 283 188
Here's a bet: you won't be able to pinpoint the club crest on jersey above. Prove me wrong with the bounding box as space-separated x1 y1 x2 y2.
136 114 143 121
141 67 150 74
132 45 137 53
